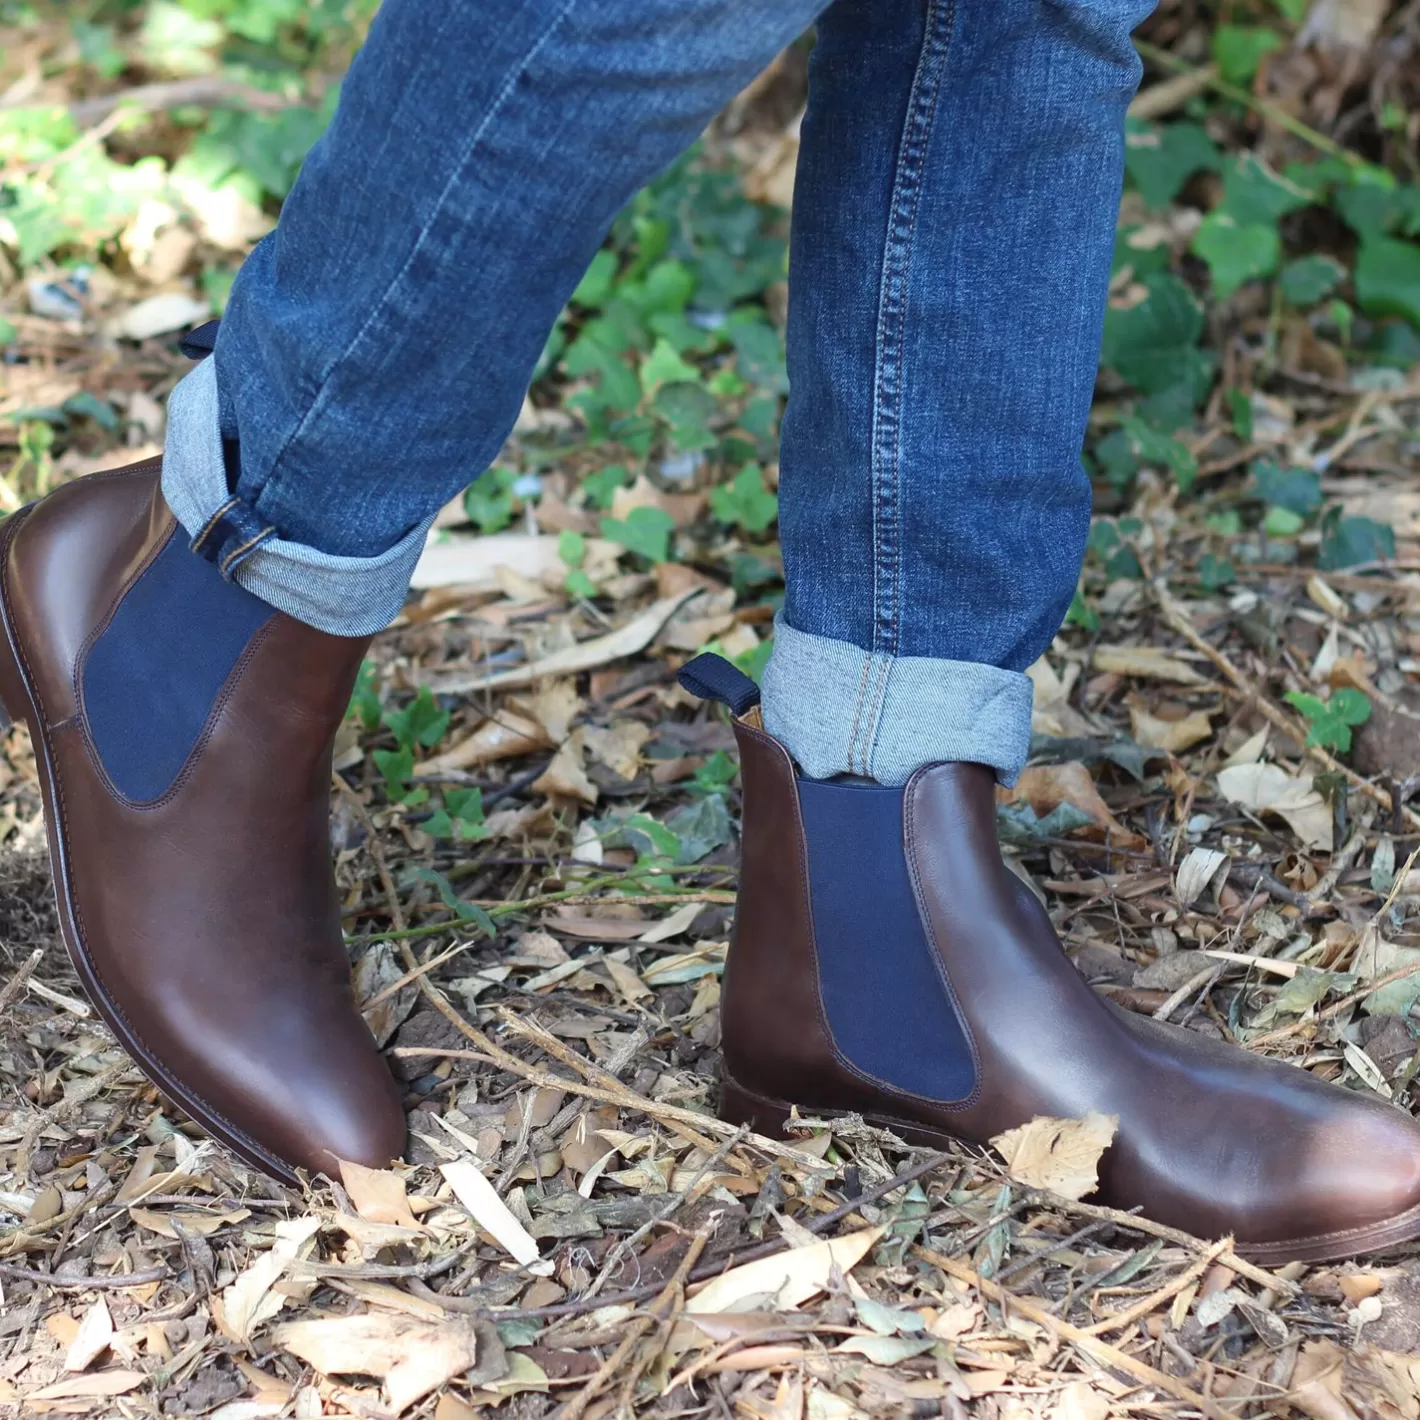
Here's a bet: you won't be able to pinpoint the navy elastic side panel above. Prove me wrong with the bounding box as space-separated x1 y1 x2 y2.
796 777 975 1101
83 531 274 802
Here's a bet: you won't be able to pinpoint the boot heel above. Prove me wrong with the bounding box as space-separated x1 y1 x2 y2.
719 1073 793 1139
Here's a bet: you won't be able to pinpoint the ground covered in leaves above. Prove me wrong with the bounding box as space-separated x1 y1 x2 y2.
4 0 1420 1416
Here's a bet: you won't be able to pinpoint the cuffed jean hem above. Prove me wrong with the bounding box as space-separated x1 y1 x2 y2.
760 615 1034 787
162 358 432 637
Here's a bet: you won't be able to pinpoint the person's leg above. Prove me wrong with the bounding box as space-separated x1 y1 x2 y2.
0 0 825 1182
164 0 825 635
764 0 1146 786
690 0 1420 1262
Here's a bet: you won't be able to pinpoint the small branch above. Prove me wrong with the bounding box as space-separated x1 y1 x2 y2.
53 78 296 126
0 1261 166 1291
1133 38 1366 168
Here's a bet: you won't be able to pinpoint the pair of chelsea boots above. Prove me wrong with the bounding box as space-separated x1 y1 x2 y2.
3 460 1420 1263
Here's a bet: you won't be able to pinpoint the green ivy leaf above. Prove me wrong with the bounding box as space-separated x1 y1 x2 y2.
601 506 675 564
1279 254 1345 306
348 660 382 732
709 465 778 535
1124 120 1222 211
1065 586 1100 632
1319 512 1395 570
1192 214 1280 298
1199 553 1236 589
1100 274 1210 398
571 248 619 309
1212 24 1283 85
405 867 495 933
383 686 450 752
463 466 518 534
1263 505 1306 537
639 337 700 397
1354 237 1420 327
1253 461 1321 516
1285 688 1371 753
372 746 414 797
581 464 629 510
558 529 586 569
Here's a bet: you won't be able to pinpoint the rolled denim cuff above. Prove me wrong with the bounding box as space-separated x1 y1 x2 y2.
760 614 1034 787
163 358 431 636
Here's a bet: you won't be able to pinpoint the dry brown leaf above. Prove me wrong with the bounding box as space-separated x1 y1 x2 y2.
990 1113 1117 1201
1130 704 1214 753
410 532 562 591
1216 762 1333 851
637 900 704 943
1003 763 1146 849
602 955 653 1003
273 1314 495 1416
609 474 706 529
1094 645 1205 685
415 713 550 776
218 1216 322 1344
128 1206 250 1239
1175 846 1229 906
1051 1381 1112 1420
581 720 650 780
1299 0 1389 50
686 1226 883 1313
435 590 698 694
517 679 583 744
64 1297 113 1372
532 731 597 805
339 1160 421 1229
441 1160 541 1266
27 1371 146 1401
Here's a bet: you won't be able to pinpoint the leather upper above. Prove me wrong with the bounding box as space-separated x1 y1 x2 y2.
724 715 1420 1256
0 463 406 1179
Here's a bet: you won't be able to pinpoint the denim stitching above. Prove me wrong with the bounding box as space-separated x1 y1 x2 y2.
219 526 276 578
867 0 958 660
249 0 583 519
190 495 239 555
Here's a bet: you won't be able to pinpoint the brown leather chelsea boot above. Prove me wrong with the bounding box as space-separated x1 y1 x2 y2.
679 652 1420 1264
0 460 406 1183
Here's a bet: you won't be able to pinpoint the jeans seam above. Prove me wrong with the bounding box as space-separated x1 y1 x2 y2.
249 0 583 516
856 652 894 780
867 0 957 659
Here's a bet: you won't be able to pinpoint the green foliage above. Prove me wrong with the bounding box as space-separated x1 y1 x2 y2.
601 506 674 564
1099 274 1211 401
1279 254 1345 306
1199 553 1235 589
463 466 519 535
425 786 487 841
383 686 450 753
1212 24 1282 84
1355 238 1420 327
1124 121 1221 211
1252 461 1321 517
709 464 777 535
348 660 382 732
1318 511 1396 570
1284 688 1372 753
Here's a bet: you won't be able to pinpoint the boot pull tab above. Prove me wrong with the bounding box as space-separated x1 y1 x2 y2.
677 652 761 716
179 320 221 360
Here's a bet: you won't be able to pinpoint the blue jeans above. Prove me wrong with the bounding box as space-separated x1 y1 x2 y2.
163 0 1154 786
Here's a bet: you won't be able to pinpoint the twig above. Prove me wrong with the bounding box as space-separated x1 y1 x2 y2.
1154 580 1420 831
1153 964 1221 1023
1022 1194 1296 1295
917 1245 1233 1420
51 78 296 125
558 1229 709 1420
496 1152 952 1323
1134 38 1366 168
582 1127 746 1303
0 948 42 1012
0 1261 166 1291
1081 1236 1229 1335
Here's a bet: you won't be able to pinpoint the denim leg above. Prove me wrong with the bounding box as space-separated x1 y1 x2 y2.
162 0 825 635
761 0 1155 786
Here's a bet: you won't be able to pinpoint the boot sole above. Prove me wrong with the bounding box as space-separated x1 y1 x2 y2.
0 509 301 1187
719 1069 1420 1266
